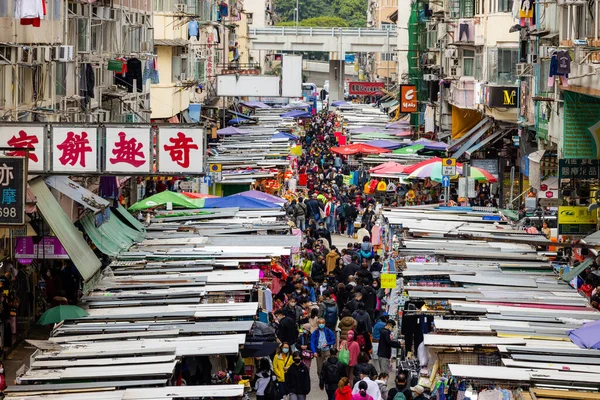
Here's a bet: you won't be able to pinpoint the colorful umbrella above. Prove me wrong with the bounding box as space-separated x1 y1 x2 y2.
393 144 425 155
469 167 498 183
38 305 88 325
217 126 251 135
413 138 449 150
129 191 199 211
331 143 392 155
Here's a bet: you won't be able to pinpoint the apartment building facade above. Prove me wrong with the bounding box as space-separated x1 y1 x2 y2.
369 0 398 82
0 0 153 123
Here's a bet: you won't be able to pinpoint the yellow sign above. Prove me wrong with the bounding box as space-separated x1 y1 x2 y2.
209 164 222 173
380 273 397 289
442 158 456 167
343 175 351 185
558 206 597 225
503 89 516 106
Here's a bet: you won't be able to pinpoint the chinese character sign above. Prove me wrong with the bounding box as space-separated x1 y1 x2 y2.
0 126 45 172
52 127 98 172
157 128 204 173
105 127 151 173
0 157 26 225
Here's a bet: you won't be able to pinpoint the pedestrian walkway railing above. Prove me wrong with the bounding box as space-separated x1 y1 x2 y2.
249 27 398 38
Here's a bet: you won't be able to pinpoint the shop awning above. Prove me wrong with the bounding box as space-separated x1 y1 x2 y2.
44 176 110 214
464 129 510 157
450 118 494 159
29 178 101 282
81 209 145 256
114 203 146 233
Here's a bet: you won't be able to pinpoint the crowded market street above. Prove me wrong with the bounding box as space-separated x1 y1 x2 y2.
0 101 599 400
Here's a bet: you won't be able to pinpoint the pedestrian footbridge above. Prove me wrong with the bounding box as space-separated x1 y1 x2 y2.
249 27 397 54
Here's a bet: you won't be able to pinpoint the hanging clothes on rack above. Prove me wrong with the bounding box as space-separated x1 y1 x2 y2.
126 58 143 93
79 63 95 109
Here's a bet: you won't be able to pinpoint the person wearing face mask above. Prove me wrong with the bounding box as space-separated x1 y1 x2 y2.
275 310 298 351
339 330 361 385
319 290 339 331
296 323 314 368
283 297 302 322
285 351 312 400
302 278 316 302
376 320 402 375
311 317 336 375
273 343 293 399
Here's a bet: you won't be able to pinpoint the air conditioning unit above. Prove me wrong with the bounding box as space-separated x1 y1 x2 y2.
516 63 532 76
194 48 207 60
140 41 151 52
449 48 458 58
179 72 187 81
423 74 439 81
94 110 111 122
57 45 74 62
451 58 460 66
174 3 187 13
450 66 462 76
42 46 51 62
527 53 538 64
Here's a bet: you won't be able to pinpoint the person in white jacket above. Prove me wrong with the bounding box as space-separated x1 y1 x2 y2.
254 358 276 400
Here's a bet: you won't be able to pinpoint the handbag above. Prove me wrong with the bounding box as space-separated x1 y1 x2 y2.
302 350 313 359
338 343 350 365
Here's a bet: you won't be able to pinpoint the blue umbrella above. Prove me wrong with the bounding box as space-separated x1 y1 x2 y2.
280 110 312 118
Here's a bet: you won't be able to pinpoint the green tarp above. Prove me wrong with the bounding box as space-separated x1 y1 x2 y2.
562 257 594 283
30 178 101 282
393 144 425 154
82 210 146 257
501 209 519 221
114 203 146 232
129 191 202 211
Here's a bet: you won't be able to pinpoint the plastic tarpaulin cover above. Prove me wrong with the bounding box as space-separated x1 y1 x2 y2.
29 178 101 281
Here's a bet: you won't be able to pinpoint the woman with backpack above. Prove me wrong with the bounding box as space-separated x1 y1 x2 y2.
254 358 277 400
339 330 361 385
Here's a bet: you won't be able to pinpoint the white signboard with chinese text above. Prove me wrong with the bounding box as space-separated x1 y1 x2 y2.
0 126 46 172
104 127 151 173
157 128 204 174
51 127 98 172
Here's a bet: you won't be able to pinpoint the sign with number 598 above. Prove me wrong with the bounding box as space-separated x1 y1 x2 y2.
0 156 26 226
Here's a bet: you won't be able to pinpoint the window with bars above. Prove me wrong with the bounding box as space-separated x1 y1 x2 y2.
451 0 475 18
474 50 483 80
56 63 67 97
498 0 513 12
487 47 519 84
463 49 475 76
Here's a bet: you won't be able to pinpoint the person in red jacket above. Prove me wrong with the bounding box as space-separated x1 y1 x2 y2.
336 377 353 400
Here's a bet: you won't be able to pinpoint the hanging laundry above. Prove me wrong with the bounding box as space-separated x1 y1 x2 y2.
519 0 534 27
188 20 199 40
143 56 160 84
16 0 46 27
79 63 95 109
219 1 228 18
548 50 570 87
126 58 143 93
114 57 129 88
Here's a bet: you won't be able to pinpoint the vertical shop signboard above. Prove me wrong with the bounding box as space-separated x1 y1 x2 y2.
0 156 26 225
563 91 600 159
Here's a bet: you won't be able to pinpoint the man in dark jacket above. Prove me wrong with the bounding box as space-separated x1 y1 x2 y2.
387 373 412 400
275 309 298 351
317 221 332 246
306 193 322 222
318 290 339 331
320 348 346 400
376 320 403 374
341 255 360 284
352 302 372 334
285 352 311 396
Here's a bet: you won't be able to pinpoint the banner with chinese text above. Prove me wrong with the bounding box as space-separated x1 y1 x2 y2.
52 127 99 173
0 156 26 225
157 128 204 174
105 127 152 173
0 125 46 172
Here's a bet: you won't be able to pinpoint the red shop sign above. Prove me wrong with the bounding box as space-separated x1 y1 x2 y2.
348 81 385 96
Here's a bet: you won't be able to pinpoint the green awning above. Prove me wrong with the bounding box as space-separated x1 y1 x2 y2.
393 144 425 154
353 132 399 140
129 191 199 211
114 203 146 233
30 178 101 282
82 209 145 257
562 257 594 283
